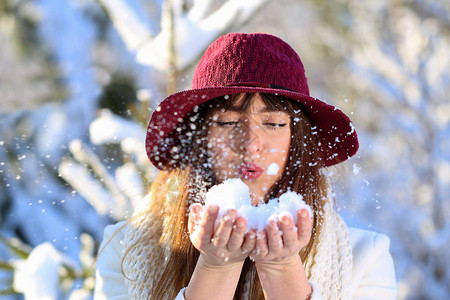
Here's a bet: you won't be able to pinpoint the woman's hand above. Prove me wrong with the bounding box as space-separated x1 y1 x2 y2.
250 209 313 299
185 204 257 300
188 204 257 268
251 209 312 265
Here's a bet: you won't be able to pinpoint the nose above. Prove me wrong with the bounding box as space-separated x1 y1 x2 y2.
241 122 262 154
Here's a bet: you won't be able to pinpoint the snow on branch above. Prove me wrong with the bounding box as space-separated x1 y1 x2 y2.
115 162 146 208
13 242 78 299
100 0 268 71
89 109 146 145
68 139 133 219
138 0 268 71
59 157 116 217
96 0 154 51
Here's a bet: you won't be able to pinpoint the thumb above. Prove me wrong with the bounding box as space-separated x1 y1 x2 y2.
188 203 203 235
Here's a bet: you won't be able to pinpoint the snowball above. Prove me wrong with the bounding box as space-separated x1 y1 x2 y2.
204 179 312 232
267 163 279 175
205 178 250 220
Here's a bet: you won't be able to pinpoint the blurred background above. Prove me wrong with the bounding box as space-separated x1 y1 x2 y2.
0 0 449 299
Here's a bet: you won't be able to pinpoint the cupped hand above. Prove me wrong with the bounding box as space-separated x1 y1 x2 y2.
250 209 312 265
188 204 257 268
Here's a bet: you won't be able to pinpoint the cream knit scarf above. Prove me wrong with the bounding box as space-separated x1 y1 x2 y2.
303 201 353 299
122 193 352 299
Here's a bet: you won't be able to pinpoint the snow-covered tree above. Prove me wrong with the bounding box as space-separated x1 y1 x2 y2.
0 0 448 298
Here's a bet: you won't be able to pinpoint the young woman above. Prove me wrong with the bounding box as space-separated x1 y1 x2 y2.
94 33 397 299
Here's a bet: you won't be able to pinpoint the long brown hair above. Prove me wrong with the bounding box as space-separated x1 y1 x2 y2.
126 93 329 299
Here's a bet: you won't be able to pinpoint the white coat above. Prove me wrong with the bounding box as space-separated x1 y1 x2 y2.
94 221 397 299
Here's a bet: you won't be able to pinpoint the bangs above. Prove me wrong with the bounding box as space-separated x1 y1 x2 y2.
204 93 296 116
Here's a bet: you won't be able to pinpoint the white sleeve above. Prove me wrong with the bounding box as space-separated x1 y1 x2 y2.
175 287 187 300
350 230 398 299
94 222 129 300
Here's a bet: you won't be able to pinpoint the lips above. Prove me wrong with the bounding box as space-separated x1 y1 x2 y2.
239 162 264 180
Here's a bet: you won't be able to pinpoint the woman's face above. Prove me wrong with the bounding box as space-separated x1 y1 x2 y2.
206 94 291 205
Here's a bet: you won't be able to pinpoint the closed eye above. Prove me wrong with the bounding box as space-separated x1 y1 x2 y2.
216 121 287 129
216 121 239 127
264 123 287 129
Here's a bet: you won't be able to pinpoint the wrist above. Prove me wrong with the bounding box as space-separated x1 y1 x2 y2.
198 254 244 273
185 255 245 300
255 255 312 300
255 254 302 272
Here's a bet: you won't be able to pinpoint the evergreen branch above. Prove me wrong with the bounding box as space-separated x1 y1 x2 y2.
0 235 30 259
0 260 14 271
0 288 19 295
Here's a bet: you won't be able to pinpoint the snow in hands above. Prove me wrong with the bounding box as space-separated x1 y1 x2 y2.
202 178 312 233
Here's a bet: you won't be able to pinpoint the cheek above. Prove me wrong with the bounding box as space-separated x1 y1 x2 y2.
207 138 228 159
207 129 236 156
278 136 291 162
206 134 233 170
210 159 236 183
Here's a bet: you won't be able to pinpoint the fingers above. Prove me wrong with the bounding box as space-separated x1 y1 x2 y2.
266 219 282 250
193 206 250 250
196 205 219 247
188 203 203 235
212 209 237 247
253 231 268 258
256 215 290 259
279 213 297 249
192 206 255 266
241 230 257 254
297 209 312 242
190 205 312 264
227 216 247 251
252 210 312 261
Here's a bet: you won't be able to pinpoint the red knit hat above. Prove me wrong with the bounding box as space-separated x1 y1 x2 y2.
146 32 358 170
